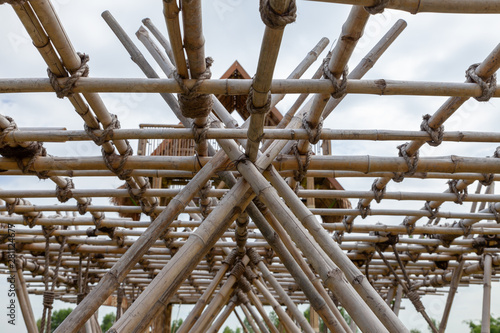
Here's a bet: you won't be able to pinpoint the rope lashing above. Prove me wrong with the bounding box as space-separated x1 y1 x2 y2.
403 216 415 236
458 219 472 237
371 179 386 203
364 0 389 14
199 181 211 218
222 248 239 267
343 214 353 233
23 212 42 228
125 178 159 216
48 52 89 99
246 86 272 117
302 115 323 145
480 147 499 186
424 201 439 222
0 115 16 149
102 141 134 181
5 198 20 215
466 63 497 102
235 213 249 257
55 178 74 203
290 142 312 191
322 56 348 99
393 142 419 183
77 197 92 215
238 277 253 293
84 113 121 146
357 200 371 219
489 203 500 223
407 289 425 313
259 0 297 30
244 266 258 282
191 120 210 146
229 261 246 279
447 179 468 204
174 57 214 118
420 114 444 147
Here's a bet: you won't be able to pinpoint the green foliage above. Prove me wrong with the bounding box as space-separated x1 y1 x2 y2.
464 315 500 333
171 318 183 333
410 329 422 333
101 312 116 332
303 306 310 322
37 308 73 333
223 326 235 333
429 318 440 333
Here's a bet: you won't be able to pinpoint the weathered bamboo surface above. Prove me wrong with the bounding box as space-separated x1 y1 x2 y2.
1 1 500 332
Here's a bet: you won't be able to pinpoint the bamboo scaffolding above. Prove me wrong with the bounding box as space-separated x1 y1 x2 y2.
206 296 238 333
245 281 281 333
481 254 492 333
14 261 38 333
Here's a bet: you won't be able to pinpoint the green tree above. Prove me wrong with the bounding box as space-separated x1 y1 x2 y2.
36 308 73 333
171 318 183 333
410 329 422 333
223 327 235 333
101 312 116 332
465 315 500 333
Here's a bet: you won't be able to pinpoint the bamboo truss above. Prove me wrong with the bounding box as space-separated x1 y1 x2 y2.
0 1 500 333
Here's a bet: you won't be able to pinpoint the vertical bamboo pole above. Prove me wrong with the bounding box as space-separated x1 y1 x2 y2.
437 260 465 333
385 285 396 306
14 261 38 333
164 304 172 333
207 296 238 333
181 0 209 156
481 254 492 333
393 285 403 316
245 0 294 161
162 0 188 77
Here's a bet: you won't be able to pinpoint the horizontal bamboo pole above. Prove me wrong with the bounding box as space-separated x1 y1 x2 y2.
3 77 499 98
307 0 500 13
2 154 500 174
3 127 500 143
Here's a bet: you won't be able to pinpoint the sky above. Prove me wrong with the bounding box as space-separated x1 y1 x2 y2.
1 0 500 332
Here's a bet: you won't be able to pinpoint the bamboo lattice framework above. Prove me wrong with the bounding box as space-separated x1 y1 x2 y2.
0 1 500 333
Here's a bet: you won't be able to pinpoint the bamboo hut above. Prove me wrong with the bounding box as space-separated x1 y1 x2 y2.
0 1 500 333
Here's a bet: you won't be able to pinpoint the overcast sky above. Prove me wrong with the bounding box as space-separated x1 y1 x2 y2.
1 1 500 332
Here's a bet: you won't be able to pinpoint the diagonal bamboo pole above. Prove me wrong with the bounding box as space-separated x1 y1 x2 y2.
239 289 271 333
244 279 280 333
206 296 238 333
245 0 294 161
142 18 175 65
234 309 250 333
14 260 38 333
240 302 263 333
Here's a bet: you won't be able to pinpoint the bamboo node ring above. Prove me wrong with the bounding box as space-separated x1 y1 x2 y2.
466 63 497 102
447 179 467 204
47 52 90 99
55 178 74 203
364 0 389 15
420 114 444 147
174 57 214 118
322 57 348 99
259 0 297 30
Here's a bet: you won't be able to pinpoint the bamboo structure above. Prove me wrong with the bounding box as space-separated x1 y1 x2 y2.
0 1 500 333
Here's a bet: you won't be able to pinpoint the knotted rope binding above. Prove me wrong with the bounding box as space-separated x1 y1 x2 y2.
174 57 214 118
447 179 468 204
420 114 444 147
364 0 389 14
322 56 348 99
393 142 419 183
466 63 497 102
56 178 74 203
48 52 89 99
259 0 297 30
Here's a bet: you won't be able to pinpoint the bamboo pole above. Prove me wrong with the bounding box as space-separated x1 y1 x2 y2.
188 256 250 333
307 0 500 14
162 0 188 78
245 283 280 333
175 256 233 333
481 254 492 333
252 276 301 333
393 285 403 316
239 290 270 333
245 0 294 161
7 77 500 97
240 303 261 333
234 309 249 333
206 296 238 333
142 18 175 65
15 260 38 333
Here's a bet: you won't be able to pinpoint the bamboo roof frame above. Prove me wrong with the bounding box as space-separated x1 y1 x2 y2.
0 1 500 333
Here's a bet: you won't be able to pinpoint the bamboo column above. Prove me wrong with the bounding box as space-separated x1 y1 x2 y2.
481 254 492 333
14 259 38 333
245 0 295 161
206 295 238 333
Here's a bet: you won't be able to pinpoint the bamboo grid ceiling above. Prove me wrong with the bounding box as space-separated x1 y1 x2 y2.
1 1 500 333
